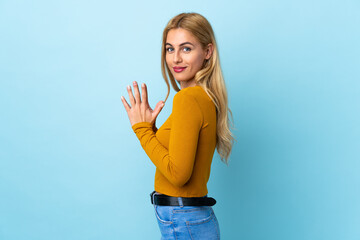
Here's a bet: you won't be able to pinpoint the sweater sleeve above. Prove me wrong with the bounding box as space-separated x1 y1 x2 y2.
131 92 203 187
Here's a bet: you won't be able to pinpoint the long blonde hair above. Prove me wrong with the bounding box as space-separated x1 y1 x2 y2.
161 12 234 164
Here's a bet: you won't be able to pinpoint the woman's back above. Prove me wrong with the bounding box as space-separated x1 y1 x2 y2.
156 85 217 197
132 85 216 197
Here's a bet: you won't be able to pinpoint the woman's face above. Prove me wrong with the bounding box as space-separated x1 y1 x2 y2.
165 28 212 89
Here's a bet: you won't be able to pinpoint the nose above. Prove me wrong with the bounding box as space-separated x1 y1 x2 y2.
173 49 182 63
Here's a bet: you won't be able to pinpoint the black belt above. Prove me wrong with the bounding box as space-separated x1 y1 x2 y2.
150 191 216 206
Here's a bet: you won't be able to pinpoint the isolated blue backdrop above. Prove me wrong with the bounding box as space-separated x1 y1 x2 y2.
0 0 359 239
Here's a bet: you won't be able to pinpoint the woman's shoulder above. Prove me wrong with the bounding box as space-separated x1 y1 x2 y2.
173 85 215 117
174 85 211 103
172 87 199 106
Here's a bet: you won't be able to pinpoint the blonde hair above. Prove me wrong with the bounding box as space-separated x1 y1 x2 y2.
161 12 234 164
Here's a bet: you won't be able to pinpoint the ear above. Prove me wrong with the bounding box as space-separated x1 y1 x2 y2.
205 43 214 60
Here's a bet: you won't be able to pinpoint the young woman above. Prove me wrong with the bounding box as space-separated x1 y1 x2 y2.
121 12 234 240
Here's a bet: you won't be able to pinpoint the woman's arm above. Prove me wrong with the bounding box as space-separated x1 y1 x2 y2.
132 91 203 187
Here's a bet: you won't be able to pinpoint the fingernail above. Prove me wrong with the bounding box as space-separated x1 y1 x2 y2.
133 81 137 85
127 85 130 89
142 83 145 87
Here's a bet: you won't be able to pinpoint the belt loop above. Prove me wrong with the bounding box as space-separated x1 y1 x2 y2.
178 197 184 208
150 191 156 205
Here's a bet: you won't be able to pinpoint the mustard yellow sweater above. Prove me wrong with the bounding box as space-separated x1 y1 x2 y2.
132 85 217 197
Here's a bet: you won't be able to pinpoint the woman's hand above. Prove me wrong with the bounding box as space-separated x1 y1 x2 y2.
121 81 165 127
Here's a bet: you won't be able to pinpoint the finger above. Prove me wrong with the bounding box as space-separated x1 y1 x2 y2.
127 85 136 106
121 96 131 112
152 101 165 119
141 83 149 106
133 81 141 104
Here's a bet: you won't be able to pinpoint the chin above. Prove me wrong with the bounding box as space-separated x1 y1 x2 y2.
173 75 193 82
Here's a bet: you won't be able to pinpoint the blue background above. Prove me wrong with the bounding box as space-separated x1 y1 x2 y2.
1 0 359 239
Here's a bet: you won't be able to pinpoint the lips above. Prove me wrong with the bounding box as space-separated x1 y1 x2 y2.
173 67 187 73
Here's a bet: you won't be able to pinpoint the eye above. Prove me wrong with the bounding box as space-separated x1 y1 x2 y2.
183 47 191 52
166 47 174 52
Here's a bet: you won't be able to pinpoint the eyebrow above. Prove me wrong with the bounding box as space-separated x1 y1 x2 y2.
165 42 195 47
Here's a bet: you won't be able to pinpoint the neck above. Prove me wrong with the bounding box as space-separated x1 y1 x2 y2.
180 79 196 89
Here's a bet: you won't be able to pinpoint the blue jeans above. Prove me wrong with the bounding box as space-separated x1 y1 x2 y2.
152 193 220 239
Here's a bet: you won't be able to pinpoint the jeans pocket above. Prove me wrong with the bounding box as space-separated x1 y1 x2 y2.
154 205 173 224
154 205 175 239
185 208 220 240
